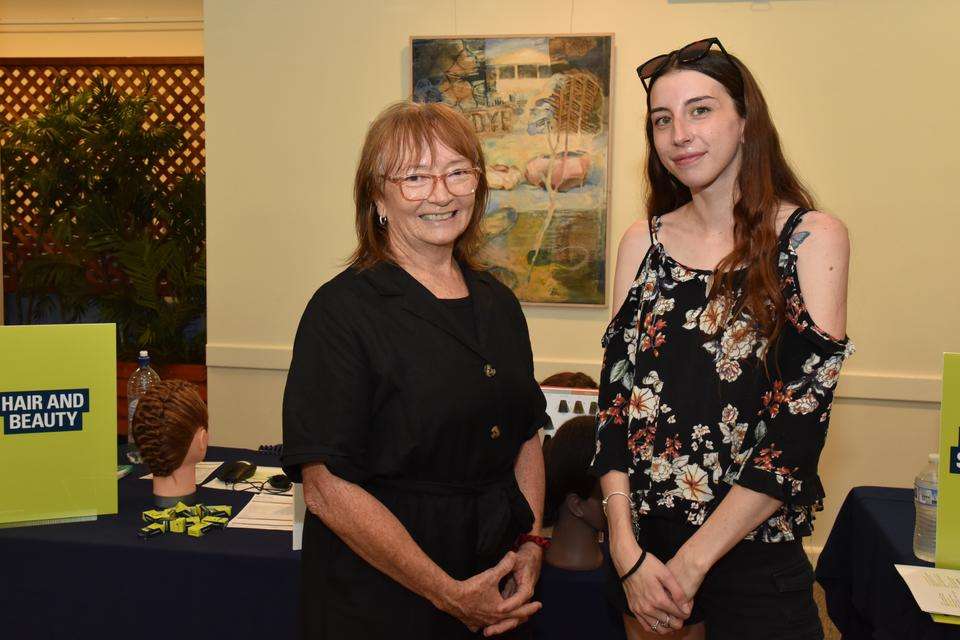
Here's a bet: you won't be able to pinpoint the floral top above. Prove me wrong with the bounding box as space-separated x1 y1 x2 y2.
591 208 854 542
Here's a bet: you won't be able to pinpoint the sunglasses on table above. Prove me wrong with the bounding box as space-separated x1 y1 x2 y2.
636 37 739 93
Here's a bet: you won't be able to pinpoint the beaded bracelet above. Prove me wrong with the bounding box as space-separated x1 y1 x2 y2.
516 533 551 551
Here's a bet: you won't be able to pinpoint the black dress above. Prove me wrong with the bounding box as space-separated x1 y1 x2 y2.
281 261 547 639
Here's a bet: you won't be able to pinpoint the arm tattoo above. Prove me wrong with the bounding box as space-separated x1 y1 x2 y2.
789 231 810 251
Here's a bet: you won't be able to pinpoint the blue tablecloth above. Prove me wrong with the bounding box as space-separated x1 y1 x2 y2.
0 446 300 639
816 486 960 640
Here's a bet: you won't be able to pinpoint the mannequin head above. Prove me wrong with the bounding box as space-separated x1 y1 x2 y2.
131 380 208 478
543 415 605 532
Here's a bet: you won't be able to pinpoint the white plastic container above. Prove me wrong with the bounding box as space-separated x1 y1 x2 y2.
913 453 939 562
126 350 161 463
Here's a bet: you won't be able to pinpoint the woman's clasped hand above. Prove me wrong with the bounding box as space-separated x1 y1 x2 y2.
444 548 544 636
614 542 692 635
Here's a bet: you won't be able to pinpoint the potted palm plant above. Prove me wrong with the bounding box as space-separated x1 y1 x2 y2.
1 79 206 434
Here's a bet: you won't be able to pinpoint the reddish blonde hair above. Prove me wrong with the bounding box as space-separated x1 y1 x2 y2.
350 101 488 269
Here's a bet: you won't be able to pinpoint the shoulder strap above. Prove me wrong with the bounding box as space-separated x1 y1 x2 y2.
777 207 810 248
648 215 662 246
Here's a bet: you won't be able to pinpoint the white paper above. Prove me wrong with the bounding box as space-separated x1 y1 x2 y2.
227 493 294 532
895 564 960 616
226 521 291 532
140 460 223 485
293 483 305 551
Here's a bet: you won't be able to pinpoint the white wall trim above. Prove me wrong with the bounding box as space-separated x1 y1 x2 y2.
207 342 293 371
832 370 942 404
0 17 204 26
206 343 943 404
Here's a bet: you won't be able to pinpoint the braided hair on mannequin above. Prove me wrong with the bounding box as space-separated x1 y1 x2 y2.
131 380 208 477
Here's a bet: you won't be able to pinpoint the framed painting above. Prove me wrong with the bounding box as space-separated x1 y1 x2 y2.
411 35 613 306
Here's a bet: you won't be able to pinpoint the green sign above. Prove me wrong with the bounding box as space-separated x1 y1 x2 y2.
934 353 960 625
0 324 117 527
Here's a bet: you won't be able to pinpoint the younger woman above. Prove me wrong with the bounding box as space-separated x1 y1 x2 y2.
592 38 853 639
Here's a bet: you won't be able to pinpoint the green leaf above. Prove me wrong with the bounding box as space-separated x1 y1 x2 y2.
5 77 206 363
610 359 630 384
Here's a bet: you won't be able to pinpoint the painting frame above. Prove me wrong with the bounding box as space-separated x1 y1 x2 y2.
410 34 615 308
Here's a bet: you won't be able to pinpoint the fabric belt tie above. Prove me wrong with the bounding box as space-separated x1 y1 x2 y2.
370 474 534 559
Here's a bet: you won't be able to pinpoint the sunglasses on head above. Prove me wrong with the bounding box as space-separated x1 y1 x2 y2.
636 37 738 93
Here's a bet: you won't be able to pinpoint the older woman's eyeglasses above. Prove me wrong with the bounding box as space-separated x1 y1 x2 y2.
384 167 481 201
636 37 737 93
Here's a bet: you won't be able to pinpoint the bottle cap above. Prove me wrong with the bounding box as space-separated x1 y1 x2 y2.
139 350 149 358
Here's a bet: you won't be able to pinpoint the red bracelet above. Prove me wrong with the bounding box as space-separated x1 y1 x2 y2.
516 533 551 551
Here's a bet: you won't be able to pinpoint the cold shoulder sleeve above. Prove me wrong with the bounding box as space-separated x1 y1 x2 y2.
731 227 854 506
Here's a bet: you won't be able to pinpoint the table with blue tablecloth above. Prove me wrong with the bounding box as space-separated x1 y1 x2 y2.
816 486 960 640
0 446 299 640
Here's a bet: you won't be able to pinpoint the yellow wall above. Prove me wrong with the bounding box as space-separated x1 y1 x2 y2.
0 1 203 57
203 0 958 549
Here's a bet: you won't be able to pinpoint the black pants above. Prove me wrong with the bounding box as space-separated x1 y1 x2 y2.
607 518 823 640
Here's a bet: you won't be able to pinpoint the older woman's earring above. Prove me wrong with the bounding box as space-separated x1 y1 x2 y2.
378 213 387 226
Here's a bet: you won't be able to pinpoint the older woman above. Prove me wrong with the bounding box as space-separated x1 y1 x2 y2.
282 101 548 639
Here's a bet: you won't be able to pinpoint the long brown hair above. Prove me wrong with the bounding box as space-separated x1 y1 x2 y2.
350 101 489 270
645 50 815 345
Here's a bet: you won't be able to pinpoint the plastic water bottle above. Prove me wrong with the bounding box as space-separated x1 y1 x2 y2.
913 453 939 562
126 350 161 463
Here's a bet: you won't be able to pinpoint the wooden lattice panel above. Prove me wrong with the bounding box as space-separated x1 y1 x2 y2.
0 57 204 293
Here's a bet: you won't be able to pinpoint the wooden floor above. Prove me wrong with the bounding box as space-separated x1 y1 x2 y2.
814 583 841 640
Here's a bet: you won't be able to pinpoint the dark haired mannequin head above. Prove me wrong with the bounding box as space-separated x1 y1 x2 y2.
130 380 209 507
543 415 606 571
